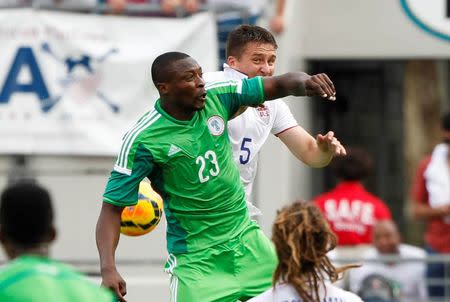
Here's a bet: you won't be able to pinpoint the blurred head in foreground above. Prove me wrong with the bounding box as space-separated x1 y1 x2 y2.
0 182 56 259
272 200 356 302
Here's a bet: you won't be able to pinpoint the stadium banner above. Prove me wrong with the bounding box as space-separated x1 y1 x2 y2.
400 0 450 43
0 9 217 155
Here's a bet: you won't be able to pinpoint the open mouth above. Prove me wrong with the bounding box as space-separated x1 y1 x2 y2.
198 92 207 101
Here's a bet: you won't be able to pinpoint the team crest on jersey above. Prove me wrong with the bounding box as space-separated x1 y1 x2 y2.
207 115 225 136
257 105 270 124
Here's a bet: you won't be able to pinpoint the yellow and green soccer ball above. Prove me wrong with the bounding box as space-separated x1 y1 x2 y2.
120 181 163 236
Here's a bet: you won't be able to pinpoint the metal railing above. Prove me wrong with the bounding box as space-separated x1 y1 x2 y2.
0 2 253 21
334 254 450 302
2 254 447 301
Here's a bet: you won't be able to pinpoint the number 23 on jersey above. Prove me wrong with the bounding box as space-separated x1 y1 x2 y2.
196 150 220 183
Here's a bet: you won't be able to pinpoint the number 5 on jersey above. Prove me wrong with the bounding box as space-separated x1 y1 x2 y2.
196 150 220 183
239 137 252 164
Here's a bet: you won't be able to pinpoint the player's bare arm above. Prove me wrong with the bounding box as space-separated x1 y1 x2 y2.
269 0 286 34
279 127 346 168
96 202 127 302
412 200 450 220
263 72 336 101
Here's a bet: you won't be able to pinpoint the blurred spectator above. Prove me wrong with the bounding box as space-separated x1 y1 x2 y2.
182 0 199 13
0 182 115 301
211 0 287 66
248 201 362 302
268 0 285 34
314 147 392 256
411 111 450 300
349 220 427 302
0 0 30 7
35 0 98 9
357 274 401 302
0 0 97 9
97 0 287 63
103 0 191 16
42 0 97 5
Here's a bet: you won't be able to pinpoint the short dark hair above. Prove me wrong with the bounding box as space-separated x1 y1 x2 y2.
151 51 190 86
0 182 54 247
442 112 450 131
331 147 373 181
226 25 278 59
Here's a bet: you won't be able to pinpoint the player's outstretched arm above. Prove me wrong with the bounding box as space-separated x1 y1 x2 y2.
263 72 336 101
279 127 346 168
412 200 450 219
96 202 127 302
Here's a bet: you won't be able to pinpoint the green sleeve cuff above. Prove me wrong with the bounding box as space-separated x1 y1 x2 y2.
103 197 137 207
257 76 266 103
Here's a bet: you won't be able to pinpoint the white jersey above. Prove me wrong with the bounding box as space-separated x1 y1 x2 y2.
248 282 363 302
348 244 427 302
203 65 298 214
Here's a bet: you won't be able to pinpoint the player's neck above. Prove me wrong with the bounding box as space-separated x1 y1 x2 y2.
7 244 50 260
160 100 195 121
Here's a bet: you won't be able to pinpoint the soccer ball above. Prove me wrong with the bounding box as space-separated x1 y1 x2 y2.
120 181 163 236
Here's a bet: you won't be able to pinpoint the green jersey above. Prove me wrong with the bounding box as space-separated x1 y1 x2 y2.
104 77 265 254
0 256 115 302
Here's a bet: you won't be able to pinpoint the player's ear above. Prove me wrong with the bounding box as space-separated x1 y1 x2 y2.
0 229 5 245
227 56 237 68
0 231 15 260
156 83 169 95
47 225 57 243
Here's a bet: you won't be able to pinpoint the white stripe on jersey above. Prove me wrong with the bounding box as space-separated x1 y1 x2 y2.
236 80 243 94
164 254 177 274
164 254 178 302
122 112 161 170
205 79 235 88
116 109 161 169
117 109 157 167
170 275 178 302
205 79 240 91
113 164 132 176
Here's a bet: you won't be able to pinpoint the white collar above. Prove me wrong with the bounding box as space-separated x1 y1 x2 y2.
223 63 248 80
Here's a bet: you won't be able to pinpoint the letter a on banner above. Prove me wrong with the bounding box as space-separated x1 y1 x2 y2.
0 47 50 108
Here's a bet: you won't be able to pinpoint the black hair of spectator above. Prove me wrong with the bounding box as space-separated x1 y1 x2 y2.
0 182 54 248
442 112 450 131
226 25 278 59
151 52 190 86
331 147 373 181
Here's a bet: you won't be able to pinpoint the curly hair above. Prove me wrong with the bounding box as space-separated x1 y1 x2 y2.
272 201 356 302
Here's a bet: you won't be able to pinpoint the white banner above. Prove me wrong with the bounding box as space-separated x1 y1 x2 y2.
0 9 218 155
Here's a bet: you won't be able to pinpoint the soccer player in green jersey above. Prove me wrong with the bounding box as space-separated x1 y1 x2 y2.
96 51 337 302
0 182 115 302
